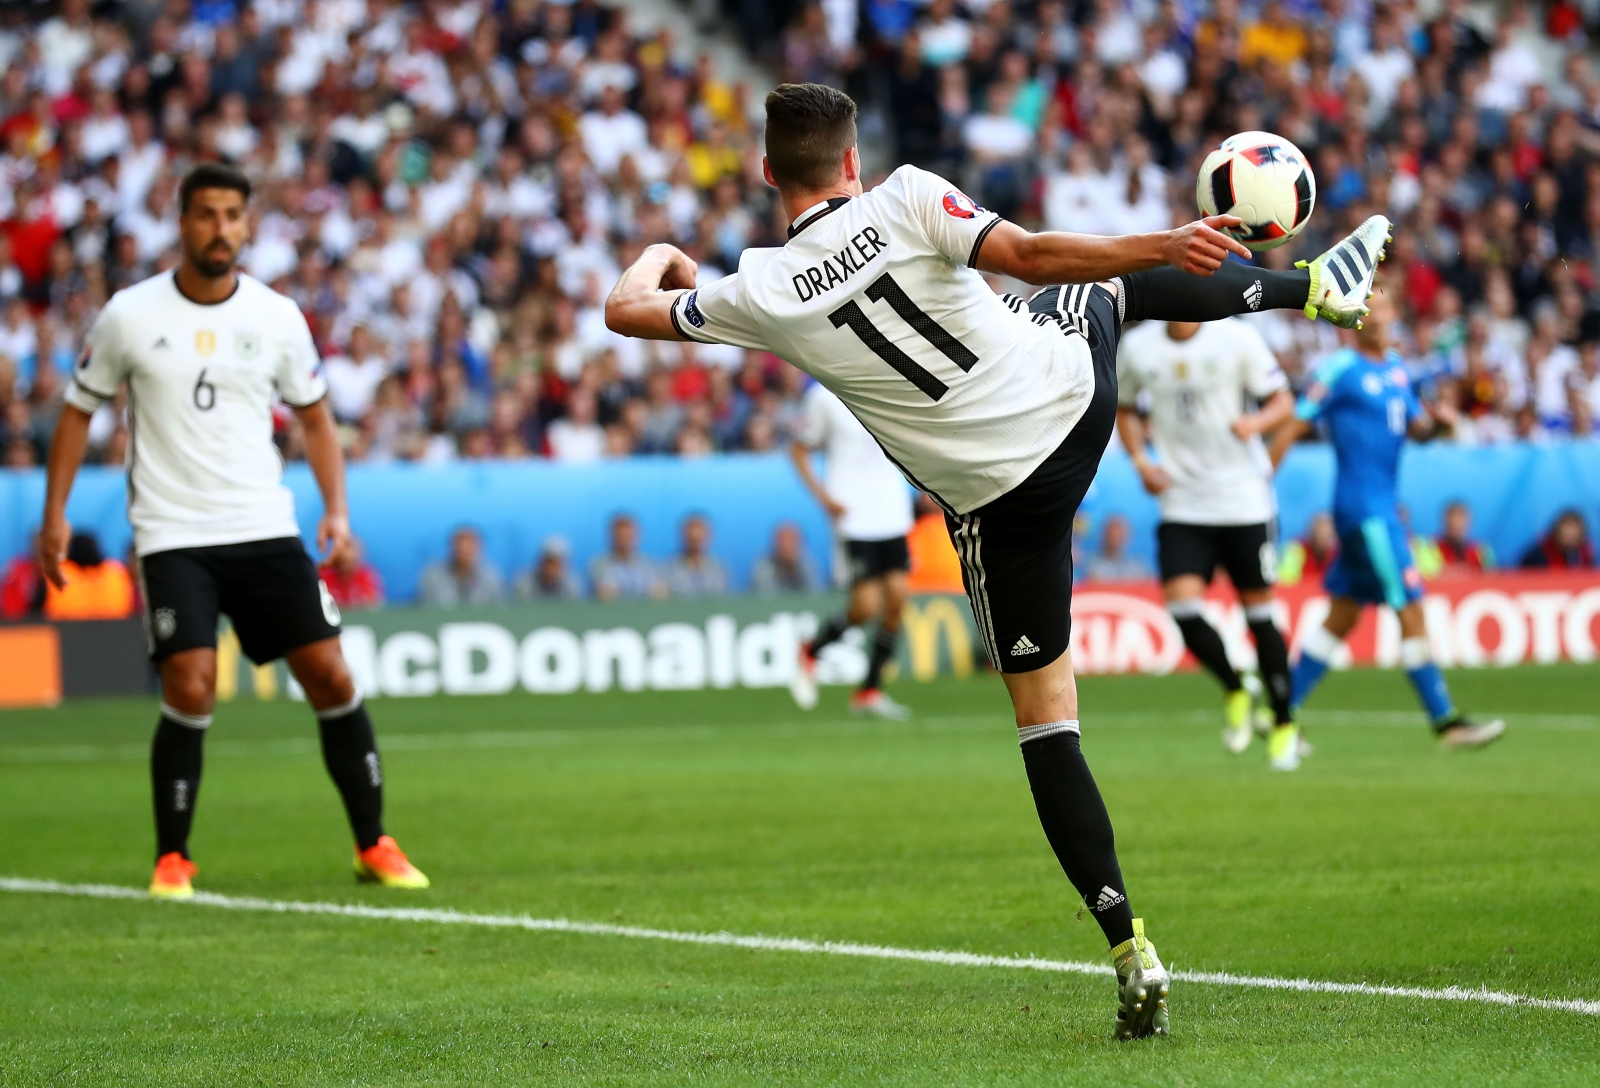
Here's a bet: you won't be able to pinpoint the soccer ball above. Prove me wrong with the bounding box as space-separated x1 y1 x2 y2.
1196 131 1316 251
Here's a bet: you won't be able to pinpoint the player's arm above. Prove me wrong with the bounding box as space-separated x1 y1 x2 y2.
1231 389 1295 441
604 243 699 341
38 404 94 588
1115 407 1170 495
788 439 846 520
1408 397 1458 441
973 216 1254 284
1267 416 1312 470
294 398 355 568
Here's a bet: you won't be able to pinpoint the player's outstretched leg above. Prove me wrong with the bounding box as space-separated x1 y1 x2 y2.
149 705 208 899
288 639 429 888
850 570 911 720
1119 216 1392 330
1245 601 1305 768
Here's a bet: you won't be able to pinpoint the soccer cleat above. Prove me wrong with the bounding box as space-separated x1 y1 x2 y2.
1112 918 1171 1040
1241 672 1274 738
789 645 819 710
1436 717 1506 749
149 852 198 899
849 688 911 720
1298 215 1392 328
1222 689 1253 754
1268 723 1302 771
354 835 430 889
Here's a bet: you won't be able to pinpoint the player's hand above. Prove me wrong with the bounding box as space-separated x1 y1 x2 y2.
1231 415 1260 441
822 496 848 521
1135 461 1171 495
316 512 355 569
650 244 699 291
37 514 72 589
1165 216 1254 274
1430 399 1461 429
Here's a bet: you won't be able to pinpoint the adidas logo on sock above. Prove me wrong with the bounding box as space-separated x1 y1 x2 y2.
1010 635 1041 656
1243 280 1264 310
1093 885 1126 911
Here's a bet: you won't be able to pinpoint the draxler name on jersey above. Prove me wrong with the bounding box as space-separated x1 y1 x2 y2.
791 227 890 302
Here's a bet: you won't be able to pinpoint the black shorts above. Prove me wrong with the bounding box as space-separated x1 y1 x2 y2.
1156 521 1278 591
844 536 910 583
138 537 341 665
946 283 1121 673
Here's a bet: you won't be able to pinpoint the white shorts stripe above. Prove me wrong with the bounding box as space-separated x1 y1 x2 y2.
953 516 1000 665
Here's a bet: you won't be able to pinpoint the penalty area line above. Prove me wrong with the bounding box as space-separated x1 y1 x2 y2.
3 876 1596 1018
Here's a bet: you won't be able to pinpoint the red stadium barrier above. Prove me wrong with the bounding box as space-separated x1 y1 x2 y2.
1068 572 1600 675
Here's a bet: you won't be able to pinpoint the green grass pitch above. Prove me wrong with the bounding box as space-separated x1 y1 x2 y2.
1 664 1598 1086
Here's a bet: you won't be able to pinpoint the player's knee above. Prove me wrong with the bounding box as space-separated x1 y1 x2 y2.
162 664 216 717
294 650 355 708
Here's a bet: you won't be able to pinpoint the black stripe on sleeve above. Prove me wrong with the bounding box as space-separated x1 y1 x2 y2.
967 216 1003 268
70 379 116 401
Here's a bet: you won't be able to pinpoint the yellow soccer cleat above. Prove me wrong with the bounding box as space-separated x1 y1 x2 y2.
1268 723 1303 771
354 835 430 889
1223 689 1253 754
149 852 198 899
1112 918 1171 1040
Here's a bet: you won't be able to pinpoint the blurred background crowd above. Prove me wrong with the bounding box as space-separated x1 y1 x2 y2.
2 0 1600 471
0 0 1598 610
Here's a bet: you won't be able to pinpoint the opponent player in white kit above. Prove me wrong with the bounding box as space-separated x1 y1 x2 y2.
788 381 916 719
39 164 428 898
1116 318 1302 767
606 84 1389 1038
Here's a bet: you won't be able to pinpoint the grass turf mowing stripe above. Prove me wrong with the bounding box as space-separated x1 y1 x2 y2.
5 876 1597 1018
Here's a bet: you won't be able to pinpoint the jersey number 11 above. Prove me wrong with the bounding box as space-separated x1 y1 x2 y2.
829 272 977 401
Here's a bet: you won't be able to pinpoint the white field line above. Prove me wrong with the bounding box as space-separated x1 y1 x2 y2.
2 876 1596 1018
2 711 1595 766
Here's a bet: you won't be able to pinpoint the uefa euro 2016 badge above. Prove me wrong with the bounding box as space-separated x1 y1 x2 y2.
942 190 981 219
234 330 262 358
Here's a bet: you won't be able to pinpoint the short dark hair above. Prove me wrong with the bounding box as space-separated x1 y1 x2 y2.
179 162 251 214
764 83 858 191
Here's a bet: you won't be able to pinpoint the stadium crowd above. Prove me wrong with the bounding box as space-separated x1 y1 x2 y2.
0 1 1598 471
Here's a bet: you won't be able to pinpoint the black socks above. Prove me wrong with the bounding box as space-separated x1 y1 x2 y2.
317 700 386 851
1171 609 1242 692
151 712 206 860
1121 262 1310 323
807 614 850 655
1247 607 1294 725
863 626 898 691
1020 726 1135 948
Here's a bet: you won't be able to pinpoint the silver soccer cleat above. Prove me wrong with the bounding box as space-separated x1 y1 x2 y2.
1112 918 1171 1040
1299 215 1392 329
1437 718 1506 749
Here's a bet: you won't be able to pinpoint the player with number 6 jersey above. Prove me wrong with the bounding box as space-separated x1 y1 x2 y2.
606 83 1392 1040
40 163 428 900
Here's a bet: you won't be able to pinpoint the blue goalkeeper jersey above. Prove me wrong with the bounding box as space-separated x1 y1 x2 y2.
1294 347 1425 531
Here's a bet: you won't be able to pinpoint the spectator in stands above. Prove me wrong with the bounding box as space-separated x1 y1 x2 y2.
320 535 385 612
514 536 584 601
547 388 606 464
666 513 729 598
43 531 134 620
417 526 505 607
905 493 963 594
1082 515 1153 583
750 522 819 595
1434 501 1496 573
1280 513 1339 587
0 532 46 619
1520 510 1596 570
590 513 664 602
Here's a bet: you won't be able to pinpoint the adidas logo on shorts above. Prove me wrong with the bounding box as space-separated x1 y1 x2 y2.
1243 280 1264 310
1010 635 1041 657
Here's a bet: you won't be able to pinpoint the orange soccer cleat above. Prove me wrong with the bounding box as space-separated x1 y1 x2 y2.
353 835 430 889
149 852 198 899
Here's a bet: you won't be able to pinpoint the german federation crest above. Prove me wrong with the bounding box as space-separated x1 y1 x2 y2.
234 329 262 359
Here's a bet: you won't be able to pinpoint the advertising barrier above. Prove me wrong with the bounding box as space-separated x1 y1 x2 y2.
3 572 1595 707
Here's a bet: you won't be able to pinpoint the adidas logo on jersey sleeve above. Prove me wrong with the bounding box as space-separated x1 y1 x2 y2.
1010 635 1041 656
1243 280 1264 310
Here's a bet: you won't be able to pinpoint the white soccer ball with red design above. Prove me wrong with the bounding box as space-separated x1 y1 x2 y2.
1196 131 1316 251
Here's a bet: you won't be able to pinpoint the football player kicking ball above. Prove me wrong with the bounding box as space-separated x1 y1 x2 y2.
1270 287 1505 756
1116 317 1304 768
788 380 915 719
39 164 428 899
607 83 1387 1039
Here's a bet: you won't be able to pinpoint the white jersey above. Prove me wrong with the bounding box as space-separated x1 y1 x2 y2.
795 382 914 542
670 164 1095 514
1115 318 1287 526
65 271 327 556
